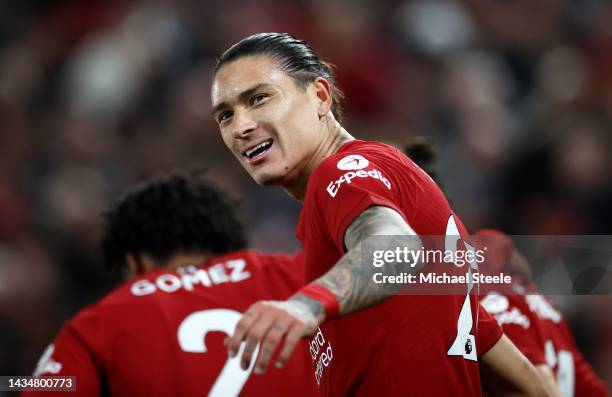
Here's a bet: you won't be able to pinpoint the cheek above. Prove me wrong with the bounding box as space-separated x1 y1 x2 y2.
219 129 234 149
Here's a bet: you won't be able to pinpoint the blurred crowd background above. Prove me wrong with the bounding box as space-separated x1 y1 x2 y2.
0 0 611 390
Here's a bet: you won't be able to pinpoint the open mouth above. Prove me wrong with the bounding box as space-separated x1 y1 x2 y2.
243 138 274 161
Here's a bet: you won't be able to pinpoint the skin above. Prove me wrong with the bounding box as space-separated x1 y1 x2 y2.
480 335 552 397
126 252 211 277
211 55 350 200
212 55 422 374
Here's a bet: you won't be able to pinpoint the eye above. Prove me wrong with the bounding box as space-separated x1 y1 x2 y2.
251 93 268 105
218 111 233 123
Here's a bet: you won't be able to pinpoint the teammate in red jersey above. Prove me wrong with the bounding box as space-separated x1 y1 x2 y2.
23 172 317 397
476 230 610 397
212 33 548 396
404 137 609 396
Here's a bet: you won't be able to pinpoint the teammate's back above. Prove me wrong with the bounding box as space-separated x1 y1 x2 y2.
475 229 609 397
25 171 317 396
31 250 316 396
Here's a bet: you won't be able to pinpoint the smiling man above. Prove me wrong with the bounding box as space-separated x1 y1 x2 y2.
211 33 549 396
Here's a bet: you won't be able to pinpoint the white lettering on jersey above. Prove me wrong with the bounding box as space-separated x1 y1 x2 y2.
309 327 334 386
226 259 250 282
493 307 531 329
181 269 212 290
336 154 369 170
480 293 509 314
130 259 251 296
525 295 561 323
326 169 391 197
33 344 62 376
481 292 530 329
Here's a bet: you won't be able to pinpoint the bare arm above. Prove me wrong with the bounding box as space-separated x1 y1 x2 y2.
535 365 561 397
480 335 552 397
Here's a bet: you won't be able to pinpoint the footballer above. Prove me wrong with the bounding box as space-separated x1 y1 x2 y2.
23 172 317 396
212 33 549 396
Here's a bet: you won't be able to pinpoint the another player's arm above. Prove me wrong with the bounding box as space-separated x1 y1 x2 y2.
480 335 552 397
303 205 422 316
226 206 422 373
535 365 561 397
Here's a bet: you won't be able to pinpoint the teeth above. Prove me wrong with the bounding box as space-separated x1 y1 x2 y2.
245 140 271 157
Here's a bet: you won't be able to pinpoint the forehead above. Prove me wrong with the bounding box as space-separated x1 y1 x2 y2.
211 55 289 106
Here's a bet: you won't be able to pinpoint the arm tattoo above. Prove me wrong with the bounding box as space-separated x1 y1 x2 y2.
315 206 422 316
289 293 325 320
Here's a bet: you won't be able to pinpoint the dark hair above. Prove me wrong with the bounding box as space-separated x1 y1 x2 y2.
100 171 247 271
403 136 439 183
215 32 345 123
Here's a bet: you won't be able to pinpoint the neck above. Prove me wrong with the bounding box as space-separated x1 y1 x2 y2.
165 253 211 270
284 119 354 201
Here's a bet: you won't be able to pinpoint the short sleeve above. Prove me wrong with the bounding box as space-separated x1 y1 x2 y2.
477 304 504 356
308 153 404 252
22 323 102 396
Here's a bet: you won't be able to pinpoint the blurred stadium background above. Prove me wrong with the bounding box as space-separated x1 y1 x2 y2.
0 0 610 390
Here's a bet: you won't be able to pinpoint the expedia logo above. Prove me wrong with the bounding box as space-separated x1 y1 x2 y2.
337 155 369 170
326 168 392 197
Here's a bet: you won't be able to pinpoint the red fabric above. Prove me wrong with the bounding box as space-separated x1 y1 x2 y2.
481 286 609 396
477 305 504 356
23 250 318 397
298 284 340 319
297 139 497 396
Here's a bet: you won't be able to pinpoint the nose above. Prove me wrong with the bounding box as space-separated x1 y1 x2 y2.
232 109 257 139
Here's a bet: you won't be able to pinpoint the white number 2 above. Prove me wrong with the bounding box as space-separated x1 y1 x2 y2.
446 215 478 361
178 309 259 397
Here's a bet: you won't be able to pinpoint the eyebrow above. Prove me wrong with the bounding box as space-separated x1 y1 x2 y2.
211 83 274 116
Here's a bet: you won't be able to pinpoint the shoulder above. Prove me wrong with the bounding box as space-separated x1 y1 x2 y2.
234 249 305 289
313 140 403 178
307 140 403 199
480 290 532 327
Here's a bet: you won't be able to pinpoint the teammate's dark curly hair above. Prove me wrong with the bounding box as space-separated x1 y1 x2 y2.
100 171 247 271
404 136 439 184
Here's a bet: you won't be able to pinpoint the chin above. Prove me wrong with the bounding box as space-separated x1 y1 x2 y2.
251 169 287 187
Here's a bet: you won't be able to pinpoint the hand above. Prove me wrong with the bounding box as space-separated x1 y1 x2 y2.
225 298 325 374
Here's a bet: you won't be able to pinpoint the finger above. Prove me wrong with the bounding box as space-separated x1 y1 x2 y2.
253 319 292 374
240 313 276 370
227 307 261 358
275 322 306 369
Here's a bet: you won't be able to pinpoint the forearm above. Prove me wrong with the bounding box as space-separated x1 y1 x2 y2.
291 206 422 317
480 335 551 397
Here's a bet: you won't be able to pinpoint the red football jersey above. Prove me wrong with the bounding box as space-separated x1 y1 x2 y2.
296 140 501 396
476 230 609 397
25 250 318 397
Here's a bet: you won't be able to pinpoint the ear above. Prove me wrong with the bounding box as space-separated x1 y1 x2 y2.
312 77 333 119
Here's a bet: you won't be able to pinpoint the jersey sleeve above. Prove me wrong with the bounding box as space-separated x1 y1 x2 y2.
476 304 504 356
22 309 103 397
309 152 404 252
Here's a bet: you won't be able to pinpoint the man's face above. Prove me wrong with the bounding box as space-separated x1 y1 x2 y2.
211 55 323 186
